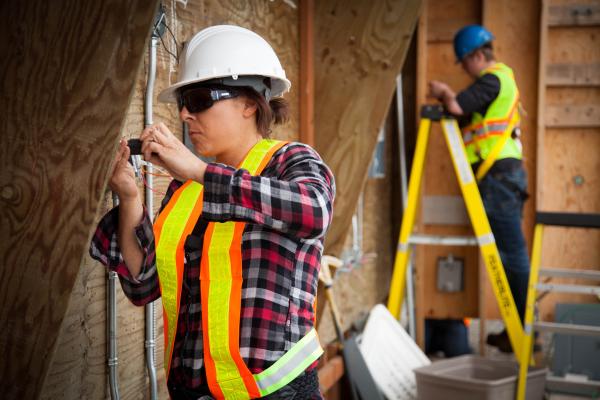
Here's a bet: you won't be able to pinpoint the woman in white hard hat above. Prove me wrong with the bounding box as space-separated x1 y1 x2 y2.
90 25 334 399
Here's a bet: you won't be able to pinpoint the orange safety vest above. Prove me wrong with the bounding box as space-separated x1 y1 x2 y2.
153 139 324 399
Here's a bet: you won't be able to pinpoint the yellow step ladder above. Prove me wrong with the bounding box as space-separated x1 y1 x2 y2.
517 212 600 399
387 104 525 361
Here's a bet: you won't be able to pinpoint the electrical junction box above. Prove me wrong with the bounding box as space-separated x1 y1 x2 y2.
436 254 464 292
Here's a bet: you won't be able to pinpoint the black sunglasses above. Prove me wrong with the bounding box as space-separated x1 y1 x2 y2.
176 86 239 113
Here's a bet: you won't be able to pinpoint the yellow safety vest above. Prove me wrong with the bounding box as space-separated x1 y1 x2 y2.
153 139 324 399
463 62 523 166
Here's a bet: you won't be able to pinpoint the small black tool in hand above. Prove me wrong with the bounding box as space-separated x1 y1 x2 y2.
127 139 143 155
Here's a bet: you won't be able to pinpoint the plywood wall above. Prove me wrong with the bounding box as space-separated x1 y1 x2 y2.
44 1 300 399
314 0 422 256
0 1 160 398
535 0 600 321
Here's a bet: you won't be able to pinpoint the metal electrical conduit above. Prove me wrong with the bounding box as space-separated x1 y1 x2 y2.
107 35 160 400
109 194 120 400
144 35 159 400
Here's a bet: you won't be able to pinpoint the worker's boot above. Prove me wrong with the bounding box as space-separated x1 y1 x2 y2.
486 330 513 353
486 330 541 353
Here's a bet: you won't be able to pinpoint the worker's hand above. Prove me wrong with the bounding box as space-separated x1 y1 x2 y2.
139 122 207 183
108 140 139 201
427 80 450 100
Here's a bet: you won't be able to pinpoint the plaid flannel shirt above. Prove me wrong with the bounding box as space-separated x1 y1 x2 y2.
89 142 335 390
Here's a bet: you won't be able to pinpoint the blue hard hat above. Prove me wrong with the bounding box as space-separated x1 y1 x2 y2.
453 25 495 62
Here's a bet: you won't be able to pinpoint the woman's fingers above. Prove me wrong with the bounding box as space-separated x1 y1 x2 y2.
139 125 155 141
111 140 126 175
155 122 171 136
120 143 131 165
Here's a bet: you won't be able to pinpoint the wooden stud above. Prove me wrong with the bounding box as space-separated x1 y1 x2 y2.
300 0 315 147
415 4 428 349
545 104 600 127
546 63 600 86
539 0 550 209
548 0 600 26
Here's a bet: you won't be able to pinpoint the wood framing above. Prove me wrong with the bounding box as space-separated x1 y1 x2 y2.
300 0 315 147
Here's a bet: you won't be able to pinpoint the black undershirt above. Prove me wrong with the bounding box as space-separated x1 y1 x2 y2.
455 73 501 126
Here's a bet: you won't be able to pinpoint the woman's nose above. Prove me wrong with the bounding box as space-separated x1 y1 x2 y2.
179 106 194 121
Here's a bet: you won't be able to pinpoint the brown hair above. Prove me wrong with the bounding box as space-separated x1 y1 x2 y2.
236 87 290 137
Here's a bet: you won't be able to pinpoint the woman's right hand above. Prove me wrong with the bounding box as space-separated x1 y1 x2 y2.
108 139 139 201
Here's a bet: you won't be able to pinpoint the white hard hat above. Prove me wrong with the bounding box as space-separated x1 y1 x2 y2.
158 25 291 103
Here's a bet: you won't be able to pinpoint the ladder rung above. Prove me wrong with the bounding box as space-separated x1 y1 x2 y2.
546 374 600 392
536 282 600 295
540 268 600 281
408 234 478 246
534 321 600 337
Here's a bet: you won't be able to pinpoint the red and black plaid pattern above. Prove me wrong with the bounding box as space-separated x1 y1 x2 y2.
89 142 335 391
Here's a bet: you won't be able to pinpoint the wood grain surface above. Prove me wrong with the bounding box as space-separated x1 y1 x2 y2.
314 0 421 255
0 1 159 398
535 0 600 321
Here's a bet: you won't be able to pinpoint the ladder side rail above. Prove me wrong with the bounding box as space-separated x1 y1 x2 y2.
440 117 525 361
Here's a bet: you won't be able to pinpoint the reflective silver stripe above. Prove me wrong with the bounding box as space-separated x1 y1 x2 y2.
442 119 474 185
477 233 495 246
476 123 509 136
397 242 409 252
524 323 533 335
255 328 323 393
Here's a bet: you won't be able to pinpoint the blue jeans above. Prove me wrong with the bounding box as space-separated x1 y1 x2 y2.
479 167 530 323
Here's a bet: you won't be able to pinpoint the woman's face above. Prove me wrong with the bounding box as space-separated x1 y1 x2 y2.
180 96 255 162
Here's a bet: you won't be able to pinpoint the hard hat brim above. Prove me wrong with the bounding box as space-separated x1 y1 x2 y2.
158 75 291 103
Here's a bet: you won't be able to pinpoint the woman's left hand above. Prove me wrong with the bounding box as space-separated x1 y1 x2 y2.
140 122 207 183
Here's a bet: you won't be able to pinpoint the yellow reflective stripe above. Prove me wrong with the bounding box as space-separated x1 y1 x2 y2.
155 181 203 371
240 139 281 170
206 222 248 399
442 119 473 185
475 111 520 181
255 328 323 396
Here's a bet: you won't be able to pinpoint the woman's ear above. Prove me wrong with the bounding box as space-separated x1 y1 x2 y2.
242 97 258 119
